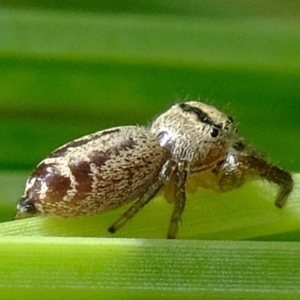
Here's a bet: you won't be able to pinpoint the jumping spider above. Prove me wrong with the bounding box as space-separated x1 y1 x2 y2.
15 101 293 239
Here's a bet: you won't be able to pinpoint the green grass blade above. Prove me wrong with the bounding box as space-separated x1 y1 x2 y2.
0 237 300 299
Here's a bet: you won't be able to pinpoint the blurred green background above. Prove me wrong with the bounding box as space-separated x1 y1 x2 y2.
0 3 299 297
0 0 299 220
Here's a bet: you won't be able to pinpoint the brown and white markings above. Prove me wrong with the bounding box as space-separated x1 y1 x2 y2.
15 101 293 239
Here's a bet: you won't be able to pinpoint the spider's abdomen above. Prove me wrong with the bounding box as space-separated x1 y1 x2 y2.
16 126 169 218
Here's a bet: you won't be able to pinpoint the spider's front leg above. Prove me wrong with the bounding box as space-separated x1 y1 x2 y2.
217 151 293 208
238 154 293 208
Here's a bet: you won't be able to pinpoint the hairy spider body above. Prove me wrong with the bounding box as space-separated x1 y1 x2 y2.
15 101 293 239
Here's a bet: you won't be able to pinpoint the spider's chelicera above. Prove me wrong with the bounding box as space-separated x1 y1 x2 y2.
15 101 293 239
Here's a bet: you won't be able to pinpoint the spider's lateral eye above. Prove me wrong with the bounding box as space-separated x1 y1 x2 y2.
233 141 245 151
211 127 219 138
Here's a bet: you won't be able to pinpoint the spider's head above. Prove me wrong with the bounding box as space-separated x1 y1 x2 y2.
151 101 238 167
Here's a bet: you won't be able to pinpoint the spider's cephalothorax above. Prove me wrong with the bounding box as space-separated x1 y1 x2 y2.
15 101 293 239
151 101 238 168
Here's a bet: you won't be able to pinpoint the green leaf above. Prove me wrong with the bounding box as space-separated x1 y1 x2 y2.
1 237 300 299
